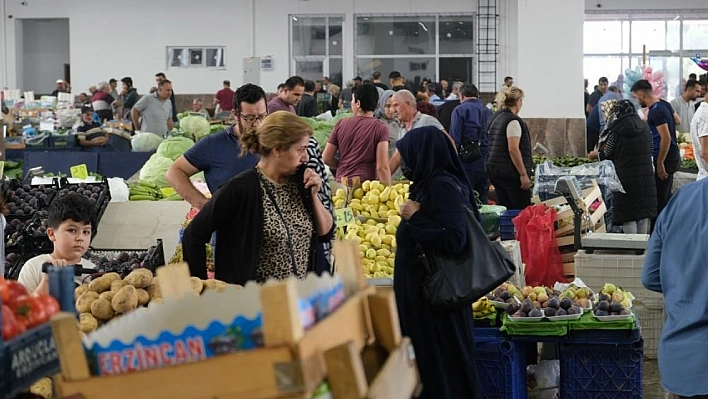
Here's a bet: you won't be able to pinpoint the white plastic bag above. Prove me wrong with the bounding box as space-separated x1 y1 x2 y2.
107 177 130 202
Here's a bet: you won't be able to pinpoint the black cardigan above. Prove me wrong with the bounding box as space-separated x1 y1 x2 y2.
182 166 335 285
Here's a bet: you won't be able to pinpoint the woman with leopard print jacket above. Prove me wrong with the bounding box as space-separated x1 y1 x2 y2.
183 111 335 285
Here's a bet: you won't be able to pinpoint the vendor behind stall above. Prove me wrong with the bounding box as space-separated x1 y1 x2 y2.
77 107 112 151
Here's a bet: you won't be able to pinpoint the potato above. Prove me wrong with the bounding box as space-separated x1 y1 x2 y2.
111 280 128 292
102 272 122 283
111 285 138 313
150 297 163 305
124 269 153 288
90 298 114 320
88 276 112 293
78 313 98 333
76 291 100 313
99 291 116 302
146 282 161 300
75 284 89 299
202 279 227 292
136 288 150 306
190 277 204 295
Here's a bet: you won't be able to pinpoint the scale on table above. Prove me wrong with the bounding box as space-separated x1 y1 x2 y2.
554 176 648 254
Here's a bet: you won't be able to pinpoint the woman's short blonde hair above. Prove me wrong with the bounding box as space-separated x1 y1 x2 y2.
495 86 525 109
240 111 312 157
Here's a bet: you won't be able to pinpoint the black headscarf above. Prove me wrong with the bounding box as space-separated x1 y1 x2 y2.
396 126 476 210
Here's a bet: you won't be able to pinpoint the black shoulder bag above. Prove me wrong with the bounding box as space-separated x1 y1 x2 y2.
417 206 516 310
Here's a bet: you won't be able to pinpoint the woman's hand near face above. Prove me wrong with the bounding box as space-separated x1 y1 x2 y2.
303 167 322 197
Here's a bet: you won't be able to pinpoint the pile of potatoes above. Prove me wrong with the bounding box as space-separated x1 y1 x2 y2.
75 268 229 333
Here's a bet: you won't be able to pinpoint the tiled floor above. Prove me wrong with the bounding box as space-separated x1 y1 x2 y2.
644 359 667 399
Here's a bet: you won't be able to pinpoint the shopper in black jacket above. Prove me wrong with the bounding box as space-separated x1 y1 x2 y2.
183 111 335 285
486 87 533 209
599 99 657 234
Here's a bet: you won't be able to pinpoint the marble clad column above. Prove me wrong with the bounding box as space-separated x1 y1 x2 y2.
508 0 586 157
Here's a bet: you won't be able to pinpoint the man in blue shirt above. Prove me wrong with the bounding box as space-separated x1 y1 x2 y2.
166 84 264 208
631 79 682 216
449 84 492 203
642 178 708 399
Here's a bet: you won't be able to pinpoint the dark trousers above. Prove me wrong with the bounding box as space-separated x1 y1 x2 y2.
490 177 531 210
655 171 675 216
669 394 708 399
466 170 490 205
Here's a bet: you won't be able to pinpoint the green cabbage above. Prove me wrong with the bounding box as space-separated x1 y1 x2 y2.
139 154 174 188
156 136 195 161
180 115 211 140
131 132 164 152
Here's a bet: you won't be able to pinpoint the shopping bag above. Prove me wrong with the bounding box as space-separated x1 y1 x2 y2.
513 205 567 287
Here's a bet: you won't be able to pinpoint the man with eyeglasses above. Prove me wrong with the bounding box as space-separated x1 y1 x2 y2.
166 83 265 209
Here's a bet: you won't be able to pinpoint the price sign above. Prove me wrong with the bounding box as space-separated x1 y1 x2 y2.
335 207 355 228
70 164 89 179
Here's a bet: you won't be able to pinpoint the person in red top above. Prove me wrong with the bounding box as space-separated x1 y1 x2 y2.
213 80 235 113
322 84 391 184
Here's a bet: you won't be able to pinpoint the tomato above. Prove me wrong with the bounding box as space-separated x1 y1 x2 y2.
4 280 29 306
34 294 60 319
11 295 47 329
2 304 25 340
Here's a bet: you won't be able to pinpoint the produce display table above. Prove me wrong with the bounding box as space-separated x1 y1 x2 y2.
5 150 154 180
92 201 191 263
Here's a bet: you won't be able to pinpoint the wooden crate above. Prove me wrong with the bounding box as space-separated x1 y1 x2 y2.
51 241 419 399
533 180 607 248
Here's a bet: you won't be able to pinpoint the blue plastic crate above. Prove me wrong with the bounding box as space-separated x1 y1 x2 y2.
559 339 643 399
49 133 77 148
475 338 528 399
2 323 61 398
500 210 521 241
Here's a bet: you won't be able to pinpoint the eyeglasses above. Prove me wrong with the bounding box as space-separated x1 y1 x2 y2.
239 113 268 123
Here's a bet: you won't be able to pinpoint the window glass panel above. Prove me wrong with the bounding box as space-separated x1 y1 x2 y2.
292 17 327 56
646 56 680 101
666 21 680 51
357 16 436 55
631 21 667 53
329 17 343 56
168 48 187 68
295 60 324 83
357 57 436 85
683 20 708 51
584 21 624 54
189 49 204 66
206 48 225 68
439 16 474 54
329 58 343 88
584 56 626 88
440 57 473 84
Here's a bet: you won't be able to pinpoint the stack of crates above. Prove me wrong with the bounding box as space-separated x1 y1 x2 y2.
574 250 665 358
474 328 528 399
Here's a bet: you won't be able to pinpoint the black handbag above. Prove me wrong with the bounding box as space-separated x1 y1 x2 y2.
418 206 516 310
459 141 482 162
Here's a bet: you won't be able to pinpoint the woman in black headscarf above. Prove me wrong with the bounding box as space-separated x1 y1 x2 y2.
395 126 481 399
599 99 657 234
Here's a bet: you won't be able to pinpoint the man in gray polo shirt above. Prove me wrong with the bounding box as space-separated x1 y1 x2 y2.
132 79 174 136
388 90 447 174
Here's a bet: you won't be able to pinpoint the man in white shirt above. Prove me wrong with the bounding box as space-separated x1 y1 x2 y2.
446 81 463 100
671 79 701 130
691 88 708 180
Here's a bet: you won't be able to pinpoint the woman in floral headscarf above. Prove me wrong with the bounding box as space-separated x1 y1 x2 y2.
598 99 657 234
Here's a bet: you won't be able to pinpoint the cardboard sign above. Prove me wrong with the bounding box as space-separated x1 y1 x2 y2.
70 164 89 179
335 207 355 228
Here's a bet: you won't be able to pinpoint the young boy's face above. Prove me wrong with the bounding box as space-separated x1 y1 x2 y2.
47 220 92 261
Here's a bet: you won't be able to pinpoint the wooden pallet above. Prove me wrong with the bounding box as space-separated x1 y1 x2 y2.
50 241 419 399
